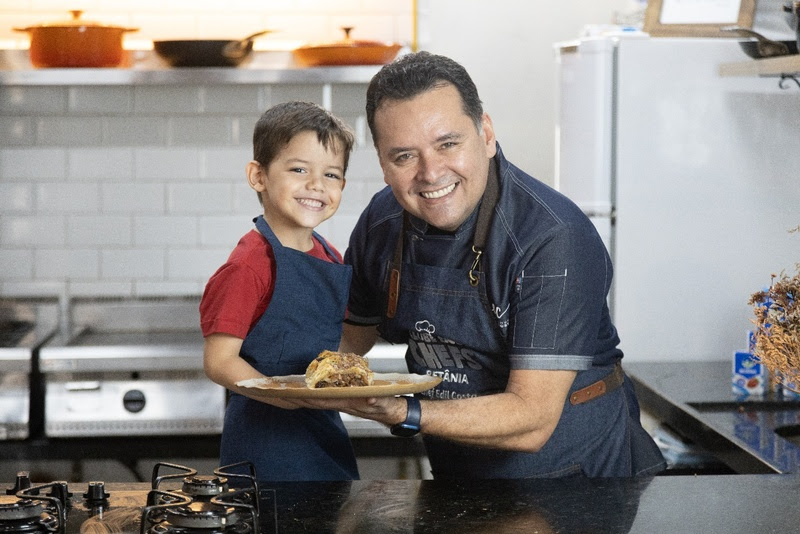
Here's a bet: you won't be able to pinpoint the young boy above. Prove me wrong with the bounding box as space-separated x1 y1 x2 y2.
200 101 357 481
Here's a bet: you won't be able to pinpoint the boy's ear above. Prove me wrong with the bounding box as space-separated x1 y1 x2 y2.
246 161 266 192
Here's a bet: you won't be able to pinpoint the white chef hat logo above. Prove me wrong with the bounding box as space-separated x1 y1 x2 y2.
414 320 435 334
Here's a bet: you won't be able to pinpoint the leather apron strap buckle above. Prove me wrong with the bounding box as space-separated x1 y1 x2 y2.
569 362 624 406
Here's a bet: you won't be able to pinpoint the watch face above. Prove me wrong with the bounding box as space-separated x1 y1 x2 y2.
390 424 420 438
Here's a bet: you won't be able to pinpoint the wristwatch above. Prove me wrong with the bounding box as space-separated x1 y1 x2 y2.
390 396 421 437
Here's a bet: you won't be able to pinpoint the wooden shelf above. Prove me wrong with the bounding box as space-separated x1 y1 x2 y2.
719 54 800 77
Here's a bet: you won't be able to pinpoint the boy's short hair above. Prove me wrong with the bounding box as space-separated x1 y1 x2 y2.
253 100 355 169
252 101 355 205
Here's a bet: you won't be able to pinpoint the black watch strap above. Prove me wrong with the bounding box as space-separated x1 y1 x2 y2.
390 396 421 437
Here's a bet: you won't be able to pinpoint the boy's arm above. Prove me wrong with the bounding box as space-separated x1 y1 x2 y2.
203 332 299 409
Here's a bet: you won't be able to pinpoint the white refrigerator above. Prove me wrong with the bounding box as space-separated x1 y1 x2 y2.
555 35 800 362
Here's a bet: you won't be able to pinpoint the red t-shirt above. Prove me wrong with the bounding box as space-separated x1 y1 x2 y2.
200 229 342 339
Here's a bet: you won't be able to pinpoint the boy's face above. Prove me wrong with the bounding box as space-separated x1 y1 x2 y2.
248 130 346 246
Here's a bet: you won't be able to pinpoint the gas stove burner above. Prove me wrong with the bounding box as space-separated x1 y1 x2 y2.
149 500 252 534
142 463 260 534
0 499 46 523
181 476 228 499
0 481 68 534
141 489 257 534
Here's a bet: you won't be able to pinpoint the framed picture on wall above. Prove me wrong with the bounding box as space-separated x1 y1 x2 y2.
644 0 756 37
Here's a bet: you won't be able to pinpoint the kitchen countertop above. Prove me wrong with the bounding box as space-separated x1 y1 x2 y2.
626 360 800 474
85 475 800 533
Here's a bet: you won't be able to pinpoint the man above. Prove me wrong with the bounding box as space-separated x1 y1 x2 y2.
299 51 666 478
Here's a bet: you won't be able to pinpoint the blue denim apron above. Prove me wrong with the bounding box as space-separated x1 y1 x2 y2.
383 251 663 478
379 169 663 478
219 215 358 481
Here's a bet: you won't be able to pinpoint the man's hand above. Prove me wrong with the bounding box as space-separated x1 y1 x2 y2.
282 367 577 453
280 395 409 427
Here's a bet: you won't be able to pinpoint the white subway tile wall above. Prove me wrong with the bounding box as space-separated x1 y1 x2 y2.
0 81 386 298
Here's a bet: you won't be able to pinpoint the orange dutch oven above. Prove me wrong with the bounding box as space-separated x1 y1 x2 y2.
293 27 402 67
14 10 138 68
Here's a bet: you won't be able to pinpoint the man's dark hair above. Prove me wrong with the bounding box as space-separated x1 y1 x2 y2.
365 51 484 146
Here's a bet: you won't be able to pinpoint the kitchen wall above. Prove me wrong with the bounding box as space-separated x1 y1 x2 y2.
0 0 412 299
0 0 636 300
0 79 382 298
416 0 639 183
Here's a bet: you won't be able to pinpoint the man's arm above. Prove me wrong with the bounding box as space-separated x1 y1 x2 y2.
418 368 576 451
287 368 576 453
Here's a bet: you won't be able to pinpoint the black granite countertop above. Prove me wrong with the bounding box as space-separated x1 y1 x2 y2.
626 360 800 474
264 475 800 533
10 476 800 534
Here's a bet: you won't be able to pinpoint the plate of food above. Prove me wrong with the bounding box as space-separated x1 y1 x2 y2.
236 350 441 398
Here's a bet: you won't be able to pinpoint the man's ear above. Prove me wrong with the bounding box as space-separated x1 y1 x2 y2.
480 113 497 158
246 160 266 192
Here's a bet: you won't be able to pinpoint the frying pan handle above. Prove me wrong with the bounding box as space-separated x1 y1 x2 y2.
222 29 274 58
720 26 791 57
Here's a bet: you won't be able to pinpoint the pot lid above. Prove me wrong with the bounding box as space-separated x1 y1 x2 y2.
14 10 138 32
296 26 398 50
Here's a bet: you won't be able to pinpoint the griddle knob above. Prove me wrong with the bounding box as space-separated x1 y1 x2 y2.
6 471 31 495
123 389 146 413
84 481 110 504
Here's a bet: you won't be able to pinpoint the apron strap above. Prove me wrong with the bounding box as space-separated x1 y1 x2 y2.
569 361 625 405
386 159 500 318
387 213 407 318
468 159 499 286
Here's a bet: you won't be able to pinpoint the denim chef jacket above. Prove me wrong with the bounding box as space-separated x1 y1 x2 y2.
220 215 359 481
345 143 665 478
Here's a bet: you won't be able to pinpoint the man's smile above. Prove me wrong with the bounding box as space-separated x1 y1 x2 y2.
420 183 457 199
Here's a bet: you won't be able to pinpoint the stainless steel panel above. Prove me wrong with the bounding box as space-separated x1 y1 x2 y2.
40 297 223 437
68 297 201 332
0 298 59 440
0 373 29 440
0 348 31 373
40 297 205 372
44 372 225 437
40 337 205 372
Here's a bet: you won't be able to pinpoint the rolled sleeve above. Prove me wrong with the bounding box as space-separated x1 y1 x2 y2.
507 222 611 371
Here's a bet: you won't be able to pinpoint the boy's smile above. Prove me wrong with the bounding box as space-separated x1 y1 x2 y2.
247 130 346 251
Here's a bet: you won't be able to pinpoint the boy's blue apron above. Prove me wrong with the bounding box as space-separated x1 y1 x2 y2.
219 215 358 481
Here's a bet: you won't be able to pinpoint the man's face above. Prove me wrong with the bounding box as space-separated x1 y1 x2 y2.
373 84 496 232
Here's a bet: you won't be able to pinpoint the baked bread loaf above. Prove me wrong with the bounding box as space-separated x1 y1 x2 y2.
305 350 374 388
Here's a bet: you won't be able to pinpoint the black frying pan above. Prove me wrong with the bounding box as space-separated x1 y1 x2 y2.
153 30 271 67
721 26 797 59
